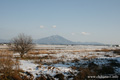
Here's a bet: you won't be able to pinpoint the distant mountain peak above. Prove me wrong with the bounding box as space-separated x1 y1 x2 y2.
36 35 74 44
0 39 9 43
49 35 63 38
36 35 103 45
50 35 60 37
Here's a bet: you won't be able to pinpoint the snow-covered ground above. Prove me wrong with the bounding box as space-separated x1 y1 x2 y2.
18 45 120 80
35 44 115 50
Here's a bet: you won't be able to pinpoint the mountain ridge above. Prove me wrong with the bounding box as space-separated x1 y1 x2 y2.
0 39 9 43
36 35 74 44
36 35 103 45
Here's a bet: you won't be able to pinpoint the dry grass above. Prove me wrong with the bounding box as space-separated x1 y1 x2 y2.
72 50 94 53
0 50 34 80
70 66 77 70
28 50 56 55
113 49 120 55
0 50 13 57
87 56 97 60
72 58 80 63
74 67 97 80
0 50 21 80
95 49 113 52
22 55 57 60
104 54 112 57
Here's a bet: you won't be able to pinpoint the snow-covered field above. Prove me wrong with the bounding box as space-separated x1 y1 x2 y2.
15 45 120 80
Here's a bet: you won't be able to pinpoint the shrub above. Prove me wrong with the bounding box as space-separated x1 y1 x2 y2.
35 74 55 80
74 67 96 80
11 74 22 80
0 55 14 79
109 59 120 67
88 62 99 70
72 58 79 63
99 66 115 75
0 51 21 80
113 49 120 55
54 73 65 80
8 33 34 58
35 74 46 80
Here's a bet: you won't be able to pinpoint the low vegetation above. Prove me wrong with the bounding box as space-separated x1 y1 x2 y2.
0 50 22 80
113 49 120 55
0 43 120 80
8 33 34 58
95 48 113 52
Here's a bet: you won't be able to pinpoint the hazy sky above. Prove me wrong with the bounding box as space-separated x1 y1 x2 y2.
0 0 120 44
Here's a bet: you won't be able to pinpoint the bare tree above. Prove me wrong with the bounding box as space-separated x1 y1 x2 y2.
9 33 34 58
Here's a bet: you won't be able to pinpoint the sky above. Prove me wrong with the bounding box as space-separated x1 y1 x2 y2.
0 0 120 44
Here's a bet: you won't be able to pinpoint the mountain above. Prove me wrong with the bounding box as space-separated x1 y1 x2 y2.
36 35 103 45
75 42 104 45
0 39 9 43
36 35 74 44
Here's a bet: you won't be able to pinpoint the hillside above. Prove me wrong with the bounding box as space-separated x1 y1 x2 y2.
36 35 103 45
